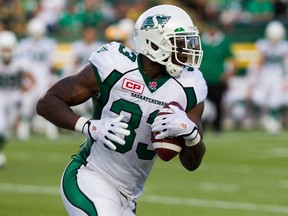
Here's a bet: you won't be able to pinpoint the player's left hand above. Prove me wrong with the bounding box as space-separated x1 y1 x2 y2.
151 105 200 144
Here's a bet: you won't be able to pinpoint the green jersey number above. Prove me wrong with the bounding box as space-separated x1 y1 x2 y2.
118 44 137 62
110 99 157 160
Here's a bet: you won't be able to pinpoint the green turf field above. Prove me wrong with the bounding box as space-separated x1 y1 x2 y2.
0 130 287 216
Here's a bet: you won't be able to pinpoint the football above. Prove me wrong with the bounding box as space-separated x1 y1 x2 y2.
151 101 185 161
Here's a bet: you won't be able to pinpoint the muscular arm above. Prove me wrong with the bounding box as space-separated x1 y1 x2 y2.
179 101 206 171
36 63 99 130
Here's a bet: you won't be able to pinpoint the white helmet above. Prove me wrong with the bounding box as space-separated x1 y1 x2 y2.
265 20 286 43
27 18 46 39
0 30 17 61
134 5 203 77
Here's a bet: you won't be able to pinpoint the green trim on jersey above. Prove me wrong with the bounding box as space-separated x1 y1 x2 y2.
90 63 123 119
183 87 197 111
101 69 123 105
172 77 197 111
137 56 171 93
91 63 123 118
62 160 98 216
72 139 93 165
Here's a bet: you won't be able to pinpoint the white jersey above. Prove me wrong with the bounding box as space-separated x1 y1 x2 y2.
250 39 288 108
17 37 56 93
0 58 25 92
256 39 288 75
0 58 25 135
73 42 207 198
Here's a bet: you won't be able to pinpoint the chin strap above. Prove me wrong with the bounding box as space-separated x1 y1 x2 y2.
141 47 183 77
166 63 182 77
165 56 183 77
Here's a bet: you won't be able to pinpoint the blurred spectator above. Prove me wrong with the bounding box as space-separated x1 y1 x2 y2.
273 0 288 19
248 20 288 134
0 21 5 32
223 58 253 130
104 18 135 49
63 25 104 76
0 0 14 29
185 0 209 21
16 18 58 140
200 22 236 132
20 0 39 20
0 31 35 166
10 1 28 37
58 0 106 40
0 0 27 37
76 0 104 27
57 2 84 36
126 2 150 22
244 0 274 22
35 0 66 33
219 0 252 25
109 0 134 21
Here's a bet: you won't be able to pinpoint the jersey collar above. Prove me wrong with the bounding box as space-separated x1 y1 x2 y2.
137 55 171 93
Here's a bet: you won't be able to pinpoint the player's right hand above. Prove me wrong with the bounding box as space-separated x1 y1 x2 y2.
82 115 130 150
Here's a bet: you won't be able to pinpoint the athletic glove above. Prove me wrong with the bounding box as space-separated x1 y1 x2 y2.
151 105 201 146
75 115 130 150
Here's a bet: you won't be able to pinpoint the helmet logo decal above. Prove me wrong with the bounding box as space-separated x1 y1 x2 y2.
174 27 185 32
141 15 171 30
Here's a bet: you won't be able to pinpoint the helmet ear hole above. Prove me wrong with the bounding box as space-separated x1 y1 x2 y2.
162 57 169 62
146 40 159 51
151 42 159 51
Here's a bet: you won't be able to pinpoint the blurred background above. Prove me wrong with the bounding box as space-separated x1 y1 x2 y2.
0 0 287 216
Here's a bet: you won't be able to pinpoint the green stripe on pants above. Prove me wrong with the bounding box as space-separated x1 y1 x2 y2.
62 160 98 216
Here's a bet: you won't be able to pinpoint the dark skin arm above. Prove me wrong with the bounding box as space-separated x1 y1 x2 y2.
179 101 206 171
36 63 99 130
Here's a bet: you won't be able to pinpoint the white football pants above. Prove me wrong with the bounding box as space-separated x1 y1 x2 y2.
61 160 137 216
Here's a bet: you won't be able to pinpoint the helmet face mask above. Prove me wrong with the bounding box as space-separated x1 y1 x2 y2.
134 5 203 77
168 32 202 68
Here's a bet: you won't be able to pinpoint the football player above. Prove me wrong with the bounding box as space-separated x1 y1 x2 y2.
62 25 104 77
249 20 288 134
62 25 104 118
0 31 35 167
37 5 207 215
16 18 58 140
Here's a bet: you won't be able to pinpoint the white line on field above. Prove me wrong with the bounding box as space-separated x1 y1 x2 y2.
279 181 288 189
0 182 59 195
198 182 239 192
6 151 288 178
270 148 288 158
0 182 287 214
7 150 70 162
141 195 288 215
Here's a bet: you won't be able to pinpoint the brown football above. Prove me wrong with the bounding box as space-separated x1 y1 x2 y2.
151 101 185 161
